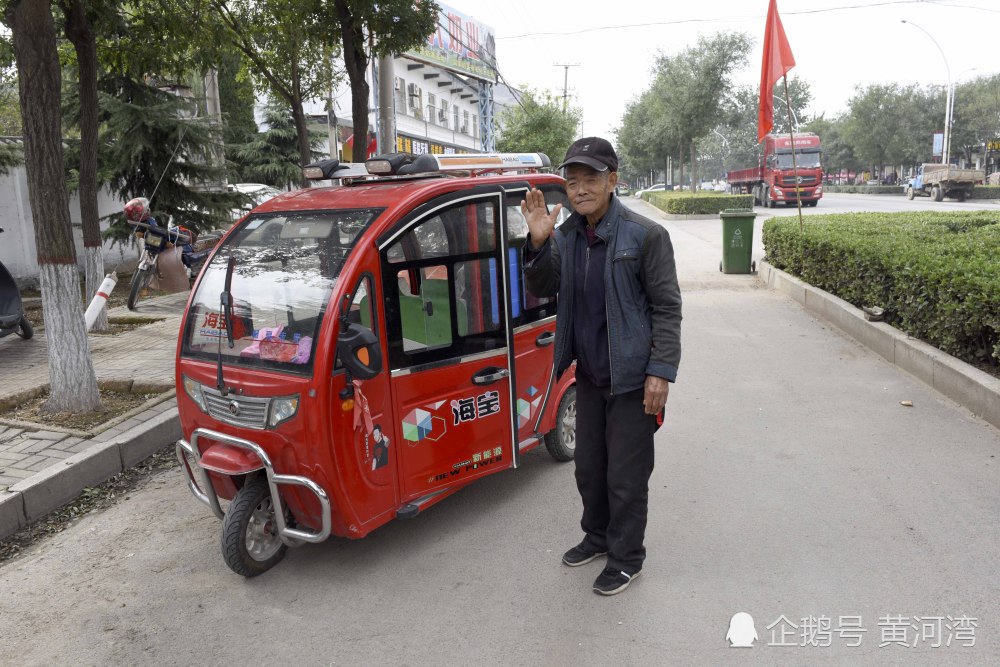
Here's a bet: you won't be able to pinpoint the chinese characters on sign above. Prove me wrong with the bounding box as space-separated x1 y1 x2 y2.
758 614 977 648
452 391 500 425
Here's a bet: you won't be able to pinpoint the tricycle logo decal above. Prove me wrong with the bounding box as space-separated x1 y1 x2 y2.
451 390 501 425
431 447 504 483
402 405 448 444
517 385 541 428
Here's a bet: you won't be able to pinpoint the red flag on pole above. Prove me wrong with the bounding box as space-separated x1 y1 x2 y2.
758 0 796 142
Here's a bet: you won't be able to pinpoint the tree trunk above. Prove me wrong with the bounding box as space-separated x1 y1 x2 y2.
64 0 107 331
690 140 699 191
290 94 311 187
9 0 102 414
335 0 370 162
678 142 685 189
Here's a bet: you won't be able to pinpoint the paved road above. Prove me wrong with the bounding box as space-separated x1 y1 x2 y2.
1 197 998 665
759 191 1000 216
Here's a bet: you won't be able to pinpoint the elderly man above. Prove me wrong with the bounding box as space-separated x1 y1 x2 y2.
523 137 682 595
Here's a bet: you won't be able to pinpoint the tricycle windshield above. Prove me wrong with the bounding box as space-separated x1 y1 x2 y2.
181 208 382 375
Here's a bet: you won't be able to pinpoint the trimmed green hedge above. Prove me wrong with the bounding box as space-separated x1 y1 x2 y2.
763 211 1000 367
971 185 1000 199
644 190 755 215
824 185 904 195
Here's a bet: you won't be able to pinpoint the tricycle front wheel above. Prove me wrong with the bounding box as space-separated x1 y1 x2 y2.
221 477 288 577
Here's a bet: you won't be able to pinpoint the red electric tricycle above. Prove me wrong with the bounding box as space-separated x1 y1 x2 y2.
175 152 577 576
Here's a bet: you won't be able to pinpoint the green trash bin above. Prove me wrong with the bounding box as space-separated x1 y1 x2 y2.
719 208 757 274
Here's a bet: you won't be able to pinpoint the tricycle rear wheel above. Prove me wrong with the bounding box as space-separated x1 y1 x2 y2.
221 477 288 577
544 386 576 462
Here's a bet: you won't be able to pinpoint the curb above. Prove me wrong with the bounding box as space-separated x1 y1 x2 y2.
757 260 1000 430
0 401 181 539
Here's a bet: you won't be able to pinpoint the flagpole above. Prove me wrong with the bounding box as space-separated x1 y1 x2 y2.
782 75 804 231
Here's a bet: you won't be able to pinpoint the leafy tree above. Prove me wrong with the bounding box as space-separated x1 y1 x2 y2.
331 0 438 161
202 0 337 176
95 74 241 243
801 115 861 177
216 49 258 162
3 0 101 413
842 83 939 176
231 98 325 190
617 32 751 189
951 74 1000 164
651 32 752 189
496 89 580 167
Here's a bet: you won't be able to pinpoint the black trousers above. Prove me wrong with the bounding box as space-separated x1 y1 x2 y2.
574 373 656 573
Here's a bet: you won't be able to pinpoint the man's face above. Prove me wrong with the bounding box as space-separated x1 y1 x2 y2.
373 427 382 441
564 165 618 219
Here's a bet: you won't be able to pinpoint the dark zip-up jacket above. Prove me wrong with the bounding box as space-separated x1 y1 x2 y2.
524 195 682 394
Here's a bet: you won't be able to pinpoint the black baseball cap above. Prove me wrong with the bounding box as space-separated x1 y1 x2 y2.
558 136 618 172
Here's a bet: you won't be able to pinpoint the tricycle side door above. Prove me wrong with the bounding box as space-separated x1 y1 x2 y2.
502 184 572 446
379 186 516 503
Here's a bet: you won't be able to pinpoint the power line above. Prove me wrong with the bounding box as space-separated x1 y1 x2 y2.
496 0 965 40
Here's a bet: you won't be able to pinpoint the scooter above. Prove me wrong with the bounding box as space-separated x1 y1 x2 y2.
126 219 216 310
0 226 34 340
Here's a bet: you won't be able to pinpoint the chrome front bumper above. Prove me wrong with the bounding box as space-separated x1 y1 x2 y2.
176 428 332 546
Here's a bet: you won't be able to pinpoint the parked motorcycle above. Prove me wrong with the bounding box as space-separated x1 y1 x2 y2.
123 197 217 311
0 226 34 340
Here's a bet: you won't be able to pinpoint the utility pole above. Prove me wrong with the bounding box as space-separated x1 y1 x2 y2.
554 63 580 113
378 54 396 156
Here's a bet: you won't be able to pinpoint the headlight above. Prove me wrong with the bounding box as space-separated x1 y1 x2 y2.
182 375 208 412
268 395 300 428
144 233 164 248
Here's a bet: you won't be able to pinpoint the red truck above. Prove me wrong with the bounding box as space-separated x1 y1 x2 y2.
727 132 824 208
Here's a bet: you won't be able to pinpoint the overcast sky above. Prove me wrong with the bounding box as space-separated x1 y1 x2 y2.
454 0 998 139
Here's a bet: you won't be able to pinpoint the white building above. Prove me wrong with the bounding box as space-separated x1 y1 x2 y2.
301 3 508 160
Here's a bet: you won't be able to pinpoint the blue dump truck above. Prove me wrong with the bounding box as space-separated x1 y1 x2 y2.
906 163 984 202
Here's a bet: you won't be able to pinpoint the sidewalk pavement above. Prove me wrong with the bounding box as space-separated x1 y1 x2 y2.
1 292 189 536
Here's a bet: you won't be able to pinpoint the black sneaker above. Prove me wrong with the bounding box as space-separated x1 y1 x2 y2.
562 543 607 567
593 566 642 595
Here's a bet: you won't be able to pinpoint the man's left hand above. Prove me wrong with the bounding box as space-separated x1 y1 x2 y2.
643 376 669 415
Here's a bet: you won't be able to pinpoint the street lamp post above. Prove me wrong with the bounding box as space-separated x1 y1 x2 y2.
711 128 730 178
902 20 952 164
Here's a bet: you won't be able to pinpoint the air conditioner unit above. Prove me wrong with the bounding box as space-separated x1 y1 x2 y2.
438 109 448 122
407 83 419 95
394 78 402 91
460 124 469 134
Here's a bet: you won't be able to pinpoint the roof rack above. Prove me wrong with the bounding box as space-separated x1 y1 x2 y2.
367 152 551 177
303 152 553 184
302 159 371 182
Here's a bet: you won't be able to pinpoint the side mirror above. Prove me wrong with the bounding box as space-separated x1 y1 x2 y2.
336 322 382 380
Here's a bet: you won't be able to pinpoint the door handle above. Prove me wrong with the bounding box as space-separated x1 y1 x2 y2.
535 331 555 347
472 366 510 385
